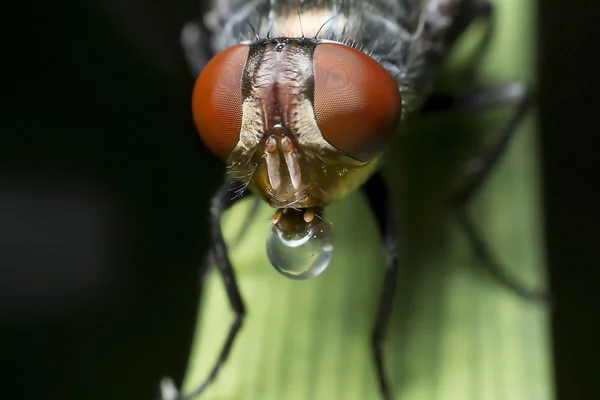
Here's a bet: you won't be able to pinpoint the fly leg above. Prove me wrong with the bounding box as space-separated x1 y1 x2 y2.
423 84 549 302
181 20 212 77
363 172 401 400
160 179 248 400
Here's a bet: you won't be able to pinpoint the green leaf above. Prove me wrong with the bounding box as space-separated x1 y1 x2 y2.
182 0 552 399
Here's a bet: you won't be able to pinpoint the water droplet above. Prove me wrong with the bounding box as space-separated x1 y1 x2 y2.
266 212 334 280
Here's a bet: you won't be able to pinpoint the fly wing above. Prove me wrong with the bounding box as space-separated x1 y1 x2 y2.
389 0 474 110
420 0 473 35
203 0 273 51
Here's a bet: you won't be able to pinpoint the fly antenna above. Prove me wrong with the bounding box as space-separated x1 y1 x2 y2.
244 19 260 41
296 9 305 38
314 15 337 39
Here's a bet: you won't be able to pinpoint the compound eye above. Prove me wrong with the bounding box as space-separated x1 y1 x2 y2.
192 44 249 160
313 43 402 161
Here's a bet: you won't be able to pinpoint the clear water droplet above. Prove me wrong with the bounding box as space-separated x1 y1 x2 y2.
266 214 334 280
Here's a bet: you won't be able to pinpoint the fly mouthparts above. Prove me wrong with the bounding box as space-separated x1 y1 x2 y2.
272 206 317 225
267 207 333 280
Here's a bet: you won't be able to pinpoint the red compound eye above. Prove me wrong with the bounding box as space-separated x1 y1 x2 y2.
192 44 249 160
313 42 402 161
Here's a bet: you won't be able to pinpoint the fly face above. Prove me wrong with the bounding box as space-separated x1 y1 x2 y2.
192 35 401 277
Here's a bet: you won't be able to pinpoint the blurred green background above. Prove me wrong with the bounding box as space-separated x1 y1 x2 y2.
1 1 599 400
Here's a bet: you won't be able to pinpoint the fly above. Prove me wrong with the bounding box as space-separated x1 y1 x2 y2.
160 1 548 399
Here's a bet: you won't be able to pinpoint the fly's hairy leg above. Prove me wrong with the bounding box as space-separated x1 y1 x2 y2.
423 84 550 303
161 179 248 400
363 172 401 400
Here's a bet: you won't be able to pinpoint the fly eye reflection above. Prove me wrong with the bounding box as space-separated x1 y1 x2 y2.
266 208 334 280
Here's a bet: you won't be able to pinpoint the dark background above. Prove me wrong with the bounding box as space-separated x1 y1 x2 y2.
539 1 600 399
1 1 599 399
